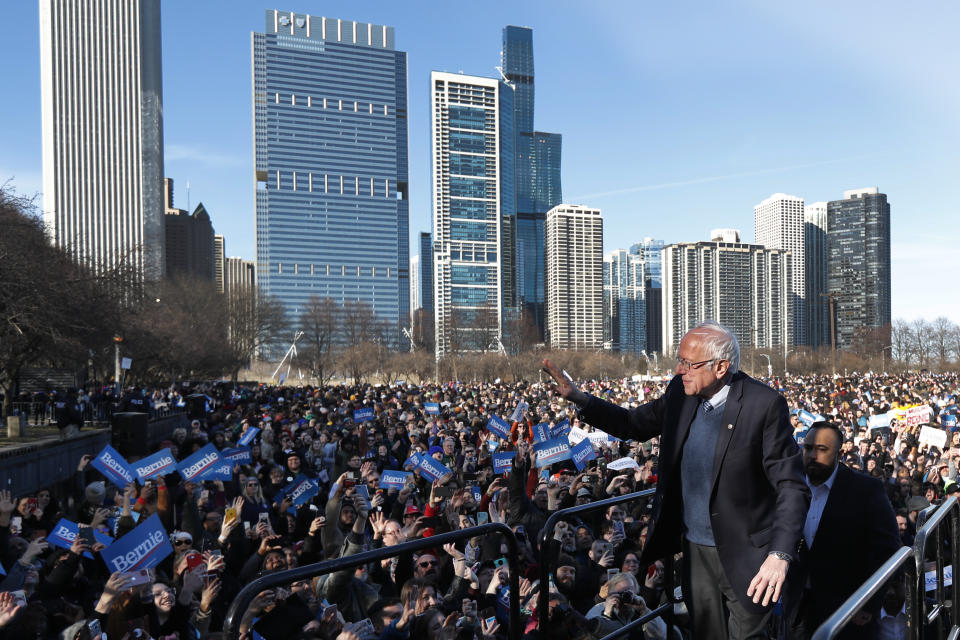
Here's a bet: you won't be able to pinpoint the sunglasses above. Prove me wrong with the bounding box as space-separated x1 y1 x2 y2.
174 539 192 546
418 560 439 568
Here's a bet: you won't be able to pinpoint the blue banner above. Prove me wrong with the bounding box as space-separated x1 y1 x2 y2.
492 452 516 474
416 456 453 482
353 407 374 422
424 402 440 415
238 427 260 446
92 445 136 488
571 439 597 471
403 453 421 470
131 449 177 484
487 415 511 440
471 486 482 504
380 470 412 490
178 443 225 482
278 474 319 507
945 415 958 428
47 518 113 559
510 402 528 423
222 447 253 466
208 461 234 481
100 513 173 573
551 419 571 439
864 391 873 403
534 437 572 468
797 409 823 427
532 422 550 443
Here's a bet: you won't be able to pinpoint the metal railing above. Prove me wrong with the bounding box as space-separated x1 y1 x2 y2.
537 488 678 638
9 400 185 427
223 521 522 640
912 495 959 638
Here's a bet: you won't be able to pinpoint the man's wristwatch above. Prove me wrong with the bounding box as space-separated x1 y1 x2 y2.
768 550 791 563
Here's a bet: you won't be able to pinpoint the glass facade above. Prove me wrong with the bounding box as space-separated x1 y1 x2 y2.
419 231 433 311
253 11 409 350
631 238 664 353
603 250 647 356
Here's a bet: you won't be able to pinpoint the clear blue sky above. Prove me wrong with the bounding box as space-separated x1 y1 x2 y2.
2 1 958 322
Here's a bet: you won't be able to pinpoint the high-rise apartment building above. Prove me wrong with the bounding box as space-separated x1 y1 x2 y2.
253 10 409 349
419 232 433 312
826 188 891 350
545 205 603 350
214 235 225 294
164 179 215 281
502 26 562 333
603 249 646 356
754 193 805 345
225 257 257 294
630 238 664 354
662 238 791 355
40 0 165 279
431 72 513 356
804 202 829 348
409 254 420 321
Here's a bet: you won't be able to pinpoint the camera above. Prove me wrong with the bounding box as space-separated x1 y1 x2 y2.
615 591 642 606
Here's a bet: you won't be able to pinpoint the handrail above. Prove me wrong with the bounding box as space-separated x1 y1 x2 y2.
536 488 676 636
810 546 915 640
911 496 960 639
223 521 522 640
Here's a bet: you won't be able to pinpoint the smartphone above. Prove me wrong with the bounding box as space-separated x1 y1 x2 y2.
243 521 251 533
87 619 102 639
119 569 154 590
26 498 38 513
480 607 495 621
258 512 270 525
186 553 204 571
477 512 489 525
613 520 625 538
435 486 455 498
344 472 356 488
463 472 478 482
10 516 22 534
11 591 26 608
493 557 507 569
200 490 210 501
78 526 97 546
607 568 619 582
354 484 370 500
647 564 658 579
225 507 237 523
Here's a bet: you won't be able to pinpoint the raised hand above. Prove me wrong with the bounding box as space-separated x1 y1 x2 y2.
369 511 386 538
480 615 500 639
0 591 22 628
0 491 15 515
200 576 221 613
541 359 587 404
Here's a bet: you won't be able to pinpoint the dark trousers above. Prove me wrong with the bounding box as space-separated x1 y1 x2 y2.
682 538 771 640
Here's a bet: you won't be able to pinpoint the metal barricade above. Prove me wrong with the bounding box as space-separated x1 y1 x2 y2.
223 521 522 640
537 488 678 638
912 495 959 639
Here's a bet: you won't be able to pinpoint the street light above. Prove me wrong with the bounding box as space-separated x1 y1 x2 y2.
759 353 772 379
783 349 793 377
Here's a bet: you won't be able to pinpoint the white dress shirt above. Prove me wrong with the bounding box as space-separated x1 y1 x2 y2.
803 464 839 548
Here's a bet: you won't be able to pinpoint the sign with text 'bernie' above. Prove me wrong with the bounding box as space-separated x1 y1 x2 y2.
492 451 516 474
424 402 440 415
100 513 173 573
510 402 528 423
571 438 597 471
222 447 253 466
551 419 571 439
92 445 136 489
353 407 374 422
177 443 225 482
416 455 453 482
47 518 113 558
278 474 319 509
532 422 551 443
238 427 260 446
380 470 412 490
131 449 177 484
486 415 511 440
534 437 572 468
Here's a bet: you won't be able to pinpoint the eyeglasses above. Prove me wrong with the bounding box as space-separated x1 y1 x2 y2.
676 357 717 372
418 560 439 568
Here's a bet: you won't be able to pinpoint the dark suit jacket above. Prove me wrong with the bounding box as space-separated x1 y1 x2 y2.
579 371 809 614
787 464 902 636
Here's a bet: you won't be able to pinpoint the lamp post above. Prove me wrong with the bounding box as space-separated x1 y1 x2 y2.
113 335 124 387
759 353 772 379
783 349 793 377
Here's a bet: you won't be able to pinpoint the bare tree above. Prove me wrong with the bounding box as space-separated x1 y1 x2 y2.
225 284 289 381
299 296 339 386
930 317 955 369
912 318 932 370
891 318 912 365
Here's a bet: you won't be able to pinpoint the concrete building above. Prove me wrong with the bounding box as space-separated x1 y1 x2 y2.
603 249 646 356
754 193 806 345
253 10 409 349
40 0 165 279
662 237 791 356
804 202 829 348
214 235 225 294
431 72 513 356
826 188 891 351
225 257 256 293
409 254 420 322
545 205 603 350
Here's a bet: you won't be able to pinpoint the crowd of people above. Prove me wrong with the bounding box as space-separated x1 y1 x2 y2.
0 367 957 640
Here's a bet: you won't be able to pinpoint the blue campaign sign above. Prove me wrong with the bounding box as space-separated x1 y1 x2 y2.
222 447 253 466
380 470 412 490
944 415 958 428
797 410 823 427
424 402 440 415
534 437 572 468
209 462 234 481
100 513 173 573
510 402 528 423
92 445 136 488
487 415 511 440
532 422 550 443
279 474 319 507
403 453 422 470
238 427 260 446
492 451 517 474
131 449 177 484
354 407 374 422
178 443 225 482
865 391 873 403
417 456 453 482
551 419 571 439
571 439 597 471
47 518 114 558
471 486 482 504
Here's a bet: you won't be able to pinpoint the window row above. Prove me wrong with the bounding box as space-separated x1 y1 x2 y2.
269 171 393 198
273 93 392 116
276 263 393 277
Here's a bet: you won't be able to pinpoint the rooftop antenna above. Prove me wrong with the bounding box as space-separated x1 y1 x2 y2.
186 180 191 211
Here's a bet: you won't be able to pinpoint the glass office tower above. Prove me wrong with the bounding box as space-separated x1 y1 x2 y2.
253 10 409 348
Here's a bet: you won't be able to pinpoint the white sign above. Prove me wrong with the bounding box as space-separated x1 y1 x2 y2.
925 564 952 592
607 457 641 471
919 425 947 449
905 405 934 428
568 426 590 445
120 357 132 370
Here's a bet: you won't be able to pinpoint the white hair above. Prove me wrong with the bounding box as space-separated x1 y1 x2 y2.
686 320 740 374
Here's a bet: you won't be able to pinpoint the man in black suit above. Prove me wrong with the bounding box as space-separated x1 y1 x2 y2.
543 320 809 639
785 421 901 639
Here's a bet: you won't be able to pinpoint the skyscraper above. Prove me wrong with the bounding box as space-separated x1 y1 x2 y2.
630 238 664 354
214 235 225 294
662 238 791 355
253 10 409 348
431 72 513 356
826 188 891 351
419 231 433 312
603 249 646 356
545 205 603 350
804 202 829 348
409 254 420 321
754 193 805 345
40 0 165 279
502 26 562 333
225 257 257 293
164 179 215 281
